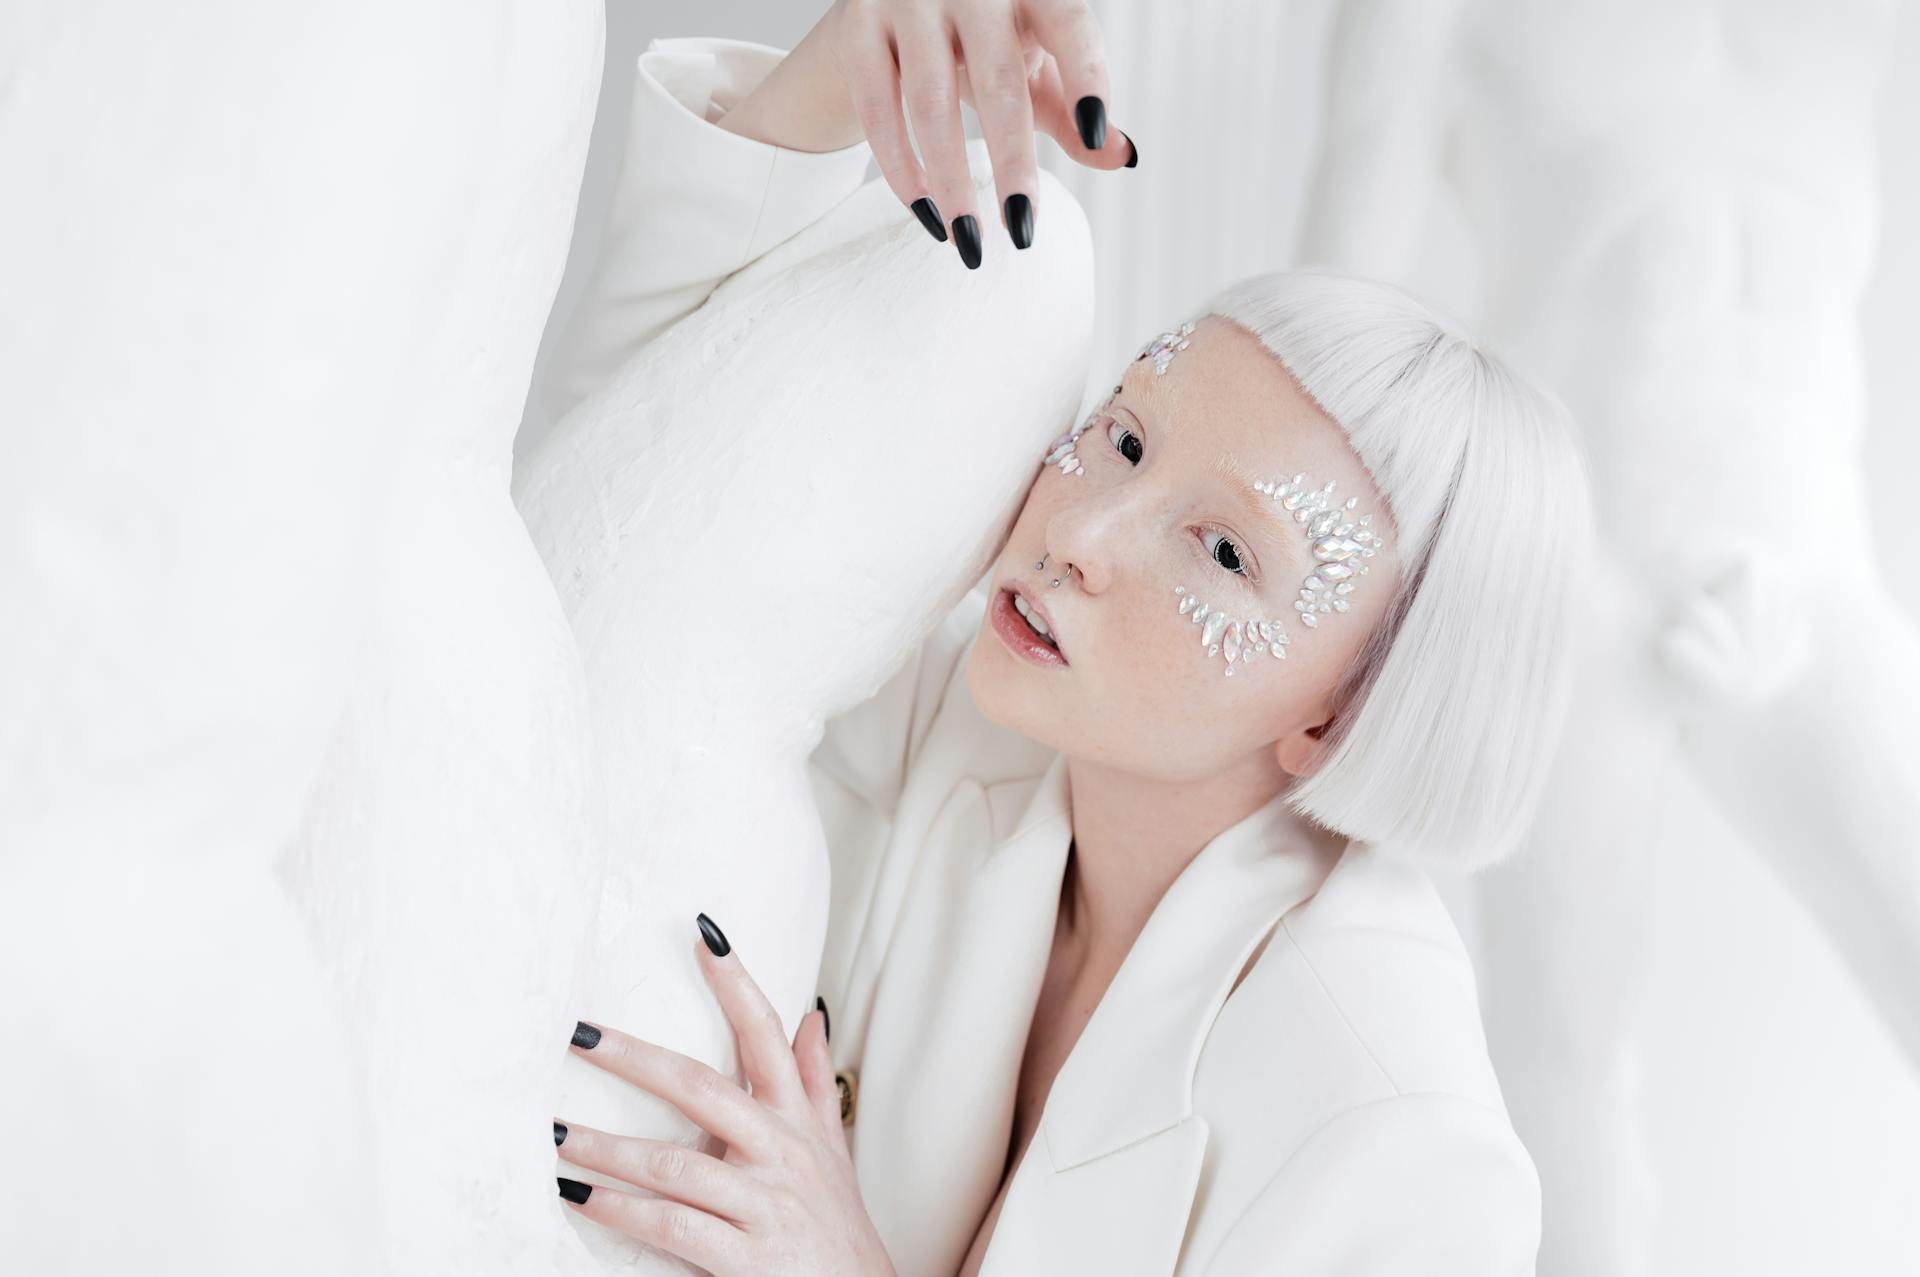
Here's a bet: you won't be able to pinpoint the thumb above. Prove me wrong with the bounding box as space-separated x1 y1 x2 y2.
795 1005 848 1150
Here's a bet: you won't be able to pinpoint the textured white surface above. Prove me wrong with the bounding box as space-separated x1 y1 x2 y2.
0 2 603 1271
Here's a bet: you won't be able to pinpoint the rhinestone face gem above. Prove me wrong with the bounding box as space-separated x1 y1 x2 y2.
1252 472 1386 631
1137 319 1197 375
1173 584 1289 677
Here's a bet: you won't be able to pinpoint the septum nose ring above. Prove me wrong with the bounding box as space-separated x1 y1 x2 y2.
1034 552 1074 588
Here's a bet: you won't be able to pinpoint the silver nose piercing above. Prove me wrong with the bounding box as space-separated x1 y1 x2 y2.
1035 552 1073 588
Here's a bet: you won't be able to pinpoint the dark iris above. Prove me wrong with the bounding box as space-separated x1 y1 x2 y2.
1213 537 1244 574
1115 426 1144 465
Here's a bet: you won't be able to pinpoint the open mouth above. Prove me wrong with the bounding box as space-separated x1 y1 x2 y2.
1010 590 1059 648
991 586 1070 667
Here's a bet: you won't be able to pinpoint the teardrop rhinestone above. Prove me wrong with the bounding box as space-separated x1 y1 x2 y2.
1301 612 1318 627
1332 599 1350 612
1202 612 1228 648
1319 562 1355 582
1224 623 1242 663
1179 595 1197 615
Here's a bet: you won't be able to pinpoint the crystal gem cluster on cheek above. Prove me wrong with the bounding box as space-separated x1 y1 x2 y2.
1172 584 1291 677
1254 474 1384 628
1040 319 1199 478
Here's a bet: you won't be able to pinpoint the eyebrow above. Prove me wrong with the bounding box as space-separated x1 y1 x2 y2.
1111 397 1310 571
1210 451 1306 566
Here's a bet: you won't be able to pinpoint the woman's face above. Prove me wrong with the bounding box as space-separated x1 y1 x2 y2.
967 314 1403 784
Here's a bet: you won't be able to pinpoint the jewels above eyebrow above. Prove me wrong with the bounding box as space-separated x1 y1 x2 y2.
1136 319 1197 375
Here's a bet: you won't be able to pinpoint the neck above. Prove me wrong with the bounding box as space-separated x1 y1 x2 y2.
1056 750 1314 972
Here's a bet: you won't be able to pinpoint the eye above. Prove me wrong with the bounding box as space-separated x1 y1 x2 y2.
1105 417 1144 466
1202 529 1252 580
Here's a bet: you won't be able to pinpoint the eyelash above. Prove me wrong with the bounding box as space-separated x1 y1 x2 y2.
1101 416 1256 583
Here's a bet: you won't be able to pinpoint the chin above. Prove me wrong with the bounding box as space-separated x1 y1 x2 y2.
965 637 1074 753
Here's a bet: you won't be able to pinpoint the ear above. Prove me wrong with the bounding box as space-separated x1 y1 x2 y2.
1273 713 1334 780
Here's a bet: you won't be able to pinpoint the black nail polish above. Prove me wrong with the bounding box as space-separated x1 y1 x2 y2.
1075 96 1107 151
553 1120 568 1147
1123 132 1138 168
696 912 730 957
558 1177 593 1204
910 196 948 242
1004 194 1033 250
816 995 831 1043
951 214 982 270
571 1021 600 1050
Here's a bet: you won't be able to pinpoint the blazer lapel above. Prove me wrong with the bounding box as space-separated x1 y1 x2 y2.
851 752 1346 1277
852 753 1074 1277
980 788 1347 1277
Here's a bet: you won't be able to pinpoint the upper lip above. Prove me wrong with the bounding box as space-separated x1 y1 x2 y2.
1006 581 1067 656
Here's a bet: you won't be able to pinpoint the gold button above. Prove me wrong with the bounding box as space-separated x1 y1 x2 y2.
835 1068 858 1127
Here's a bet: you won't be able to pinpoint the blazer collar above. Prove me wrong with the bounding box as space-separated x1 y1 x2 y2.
852 751 1346 1276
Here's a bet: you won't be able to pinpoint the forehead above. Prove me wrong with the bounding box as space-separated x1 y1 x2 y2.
1119 315 1348 482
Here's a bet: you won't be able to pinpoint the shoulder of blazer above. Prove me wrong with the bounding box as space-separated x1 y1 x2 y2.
1193 841 1515 1131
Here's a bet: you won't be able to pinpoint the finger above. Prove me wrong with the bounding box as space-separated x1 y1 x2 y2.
1026 49 1131 170
835 4 946 240
557 1176 749 1273
895 10 982 268
1025 0 1117 160
554 1118 761 1227
795 1010 851 1155
952 6 1039 249
570 1019 768 1157
693 913 808 1116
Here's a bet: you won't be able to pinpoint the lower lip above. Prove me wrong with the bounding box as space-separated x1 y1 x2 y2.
991 589 1069 667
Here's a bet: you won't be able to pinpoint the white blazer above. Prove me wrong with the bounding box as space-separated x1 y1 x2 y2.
551 35 1541 1277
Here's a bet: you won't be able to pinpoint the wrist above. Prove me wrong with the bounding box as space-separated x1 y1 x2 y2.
715 4 866 153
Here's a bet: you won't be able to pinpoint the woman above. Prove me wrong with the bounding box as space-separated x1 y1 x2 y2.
546 1 1590 1274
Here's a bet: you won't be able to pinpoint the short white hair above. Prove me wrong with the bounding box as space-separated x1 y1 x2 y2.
1203 267 1595 872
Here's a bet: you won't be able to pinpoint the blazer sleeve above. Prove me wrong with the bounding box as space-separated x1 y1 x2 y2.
809 578 988 822
536 35 876 423
1199 1092 1542 1276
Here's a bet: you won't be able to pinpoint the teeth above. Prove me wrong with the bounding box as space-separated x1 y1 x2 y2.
1011 593 1055 640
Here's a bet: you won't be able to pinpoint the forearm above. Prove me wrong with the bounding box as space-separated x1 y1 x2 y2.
714 4 866 152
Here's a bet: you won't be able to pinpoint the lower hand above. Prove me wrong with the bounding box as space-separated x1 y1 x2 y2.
555 913 892 1277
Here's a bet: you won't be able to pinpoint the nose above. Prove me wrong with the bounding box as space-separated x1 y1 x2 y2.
1045 488 1149 596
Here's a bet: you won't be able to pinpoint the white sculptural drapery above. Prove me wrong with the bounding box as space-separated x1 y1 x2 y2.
0 3 606 1271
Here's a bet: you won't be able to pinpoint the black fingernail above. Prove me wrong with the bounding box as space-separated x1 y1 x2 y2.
952 214 982 269
558 1177 593 1204
910 196 948 242
1004 194 1033 250
571 1021 601 1050
1123 132 1138 168
1075 96 1107 151
553 1120 568 1147
816 995 831 1043
696 912 730 957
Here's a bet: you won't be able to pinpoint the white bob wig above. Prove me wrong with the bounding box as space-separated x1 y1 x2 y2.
1202 267 1595 872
